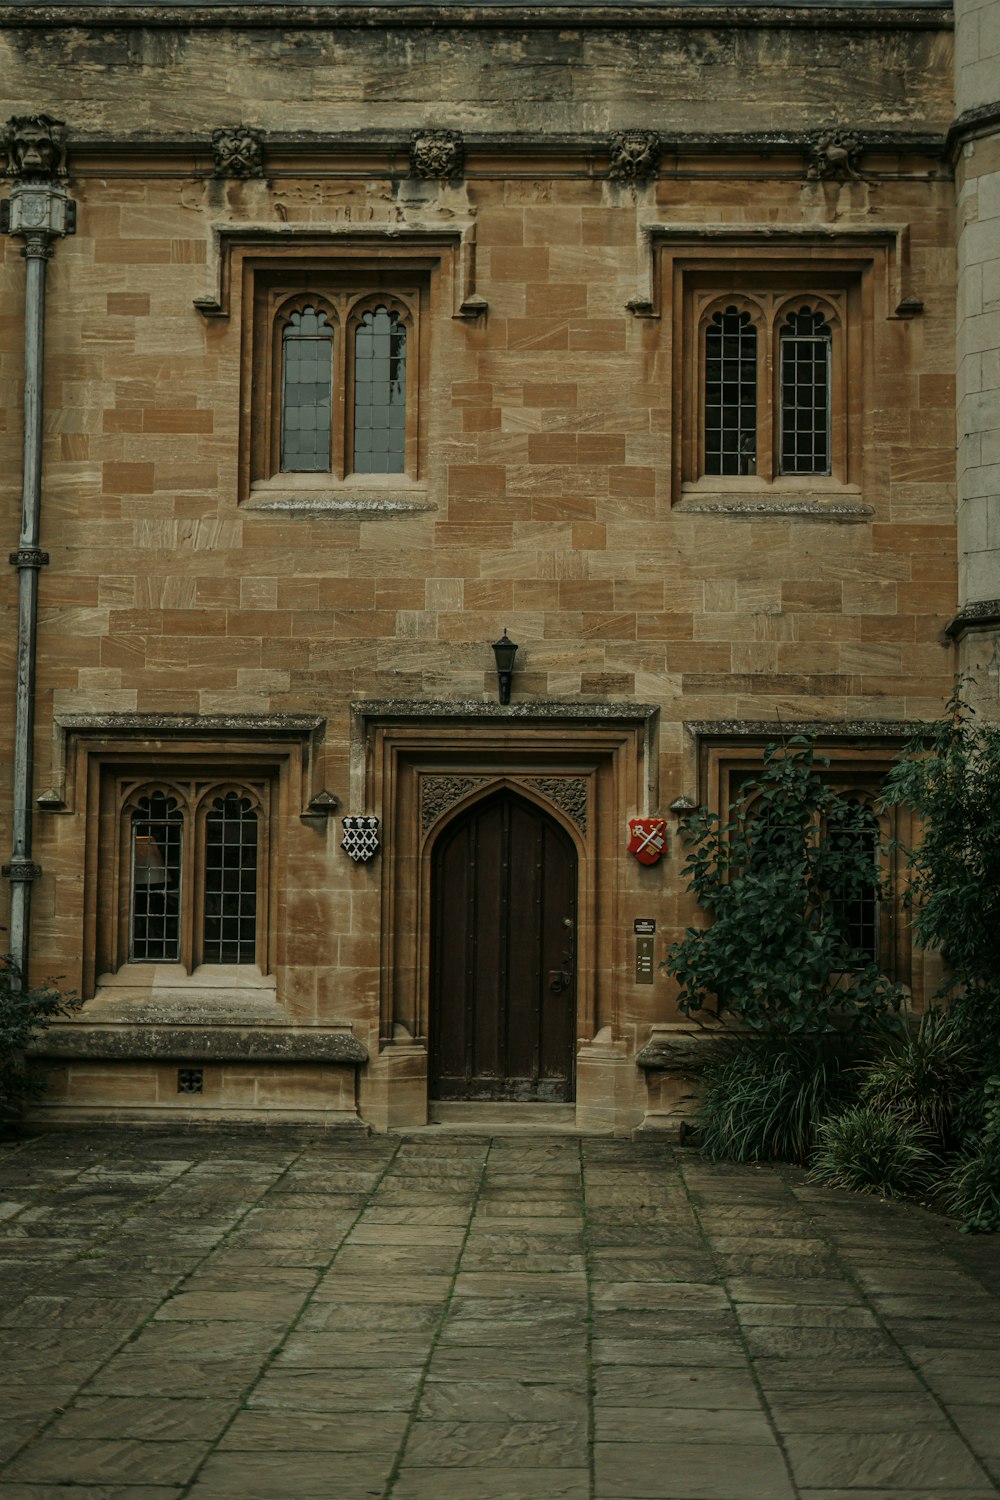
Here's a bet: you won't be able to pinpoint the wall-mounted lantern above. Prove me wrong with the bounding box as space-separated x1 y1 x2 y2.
491 629 519 705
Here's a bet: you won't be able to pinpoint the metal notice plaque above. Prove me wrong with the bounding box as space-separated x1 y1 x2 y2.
635 935 654 984
634 918 656 935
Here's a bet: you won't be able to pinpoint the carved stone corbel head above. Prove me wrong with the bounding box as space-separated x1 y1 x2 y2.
806 129 863 182
409 129 465 181
211 125 265 179
608 129 661 184
3 115 68 181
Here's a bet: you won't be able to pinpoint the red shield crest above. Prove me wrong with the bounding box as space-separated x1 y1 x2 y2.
627 817 666 866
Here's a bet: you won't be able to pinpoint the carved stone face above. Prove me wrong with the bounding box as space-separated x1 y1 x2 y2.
807 130 862 180
4 115 67 180
211 126 264 180
609 130 661 183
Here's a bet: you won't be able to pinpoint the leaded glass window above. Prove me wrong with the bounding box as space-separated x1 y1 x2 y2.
704 307 757 476
830 800 881 962
280 306 334 473
354 306 406 474
130 793 182 962
779 307 832 476
203 793 258 965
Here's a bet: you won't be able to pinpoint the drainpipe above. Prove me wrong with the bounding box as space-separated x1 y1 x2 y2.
1 174 75 984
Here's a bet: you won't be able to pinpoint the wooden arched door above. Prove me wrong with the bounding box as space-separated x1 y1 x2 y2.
429 789 577 1102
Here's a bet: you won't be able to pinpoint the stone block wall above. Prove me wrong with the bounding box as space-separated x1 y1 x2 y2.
954 0 1000 690
0 3 963 1129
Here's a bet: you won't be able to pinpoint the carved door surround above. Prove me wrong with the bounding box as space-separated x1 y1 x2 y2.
352 703 659 1057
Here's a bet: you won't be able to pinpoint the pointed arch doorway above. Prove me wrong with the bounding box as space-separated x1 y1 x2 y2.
429 788 578 1102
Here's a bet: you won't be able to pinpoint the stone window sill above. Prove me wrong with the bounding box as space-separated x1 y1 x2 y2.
677 480 871 520
87 964 284 1024
244 476 435 517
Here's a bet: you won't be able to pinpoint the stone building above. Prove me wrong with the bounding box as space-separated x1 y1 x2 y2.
0 0 995 1132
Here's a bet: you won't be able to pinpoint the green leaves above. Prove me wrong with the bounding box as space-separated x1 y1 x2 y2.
882 688 1000 998
698 1036 854 1164
664 737 902 1038
0 957 81 1121
809 1105 943 1198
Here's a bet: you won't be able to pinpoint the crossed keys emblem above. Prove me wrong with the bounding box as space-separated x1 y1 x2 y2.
627 817 667 866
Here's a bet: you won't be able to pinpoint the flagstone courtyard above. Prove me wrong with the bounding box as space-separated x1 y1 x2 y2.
0 1127 998 1499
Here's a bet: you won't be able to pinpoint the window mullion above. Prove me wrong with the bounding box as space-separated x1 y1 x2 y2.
115 789 130 971
183 795 198 972
257 789 270 972
334 329 348 481
760 313 775 484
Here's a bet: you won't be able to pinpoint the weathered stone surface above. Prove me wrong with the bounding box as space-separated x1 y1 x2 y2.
28 1025 368 1064
2 1131 999 1497
0 0 980 1139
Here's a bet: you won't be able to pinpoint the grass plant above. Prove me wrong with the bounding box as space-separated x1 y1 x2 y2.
809 1105 942 1198
859 1008 973 1150
945 1077 1000 1232
697 1037 855 1165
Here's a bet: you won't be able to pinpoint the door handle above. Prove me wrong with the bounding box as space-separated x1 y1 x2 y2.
549 969 571 994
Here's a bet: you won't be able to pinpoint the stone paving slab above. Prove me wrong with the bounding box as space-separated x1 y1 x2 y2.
0 1127 998 1499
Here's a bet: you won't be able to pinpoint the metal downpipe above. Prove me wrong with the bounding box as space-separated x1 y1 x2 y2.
2 177 73 984
7 244 47 978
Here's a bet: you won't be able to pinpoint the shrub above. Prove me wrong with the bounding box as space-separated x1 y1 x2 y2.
881 693 1000 1020
881 692 1000 1213
859 1008 973 1151
697 1036 856 1165
666 737 903 1040
809 1105 942 1198
946 1077 1000 1233
0 957 81 1122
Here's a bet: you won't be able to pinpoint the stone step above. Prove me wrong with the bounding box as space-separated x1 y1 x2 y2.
429 1101 576 1125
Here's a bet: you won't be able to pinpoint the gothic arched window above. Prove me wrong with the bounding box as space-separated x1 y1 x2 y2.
248 274 422 495
353 306 407 474
779 306 832 476
114 778 270 977
829 799 882 963
704 307 758 477
130 792 183 962
203 793 259 965
682 272 853 497
280 306 334 473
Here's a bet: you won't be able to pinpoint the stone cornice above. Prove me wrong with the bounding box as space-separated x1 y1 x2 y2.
947 100 1000 161
944 601 1000 640
44 128 949 179
0 2 954 29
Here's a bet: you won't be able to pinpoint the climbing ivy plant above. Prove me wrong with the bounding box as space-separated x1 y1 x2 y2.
665 737 902 1038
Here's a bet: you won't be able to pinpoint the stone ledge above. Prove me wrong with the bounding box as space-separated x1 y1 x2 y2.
945 600 1000 640
676 500 874 520
28 1025 369 1065
241 494 437 517
354 699 660 721
686 717 922 740
1 3 952 30
635 1029 729 1072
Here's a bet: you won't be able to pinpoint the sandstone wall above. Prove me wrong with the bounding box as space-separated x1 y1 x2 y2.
0 4 959 1125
